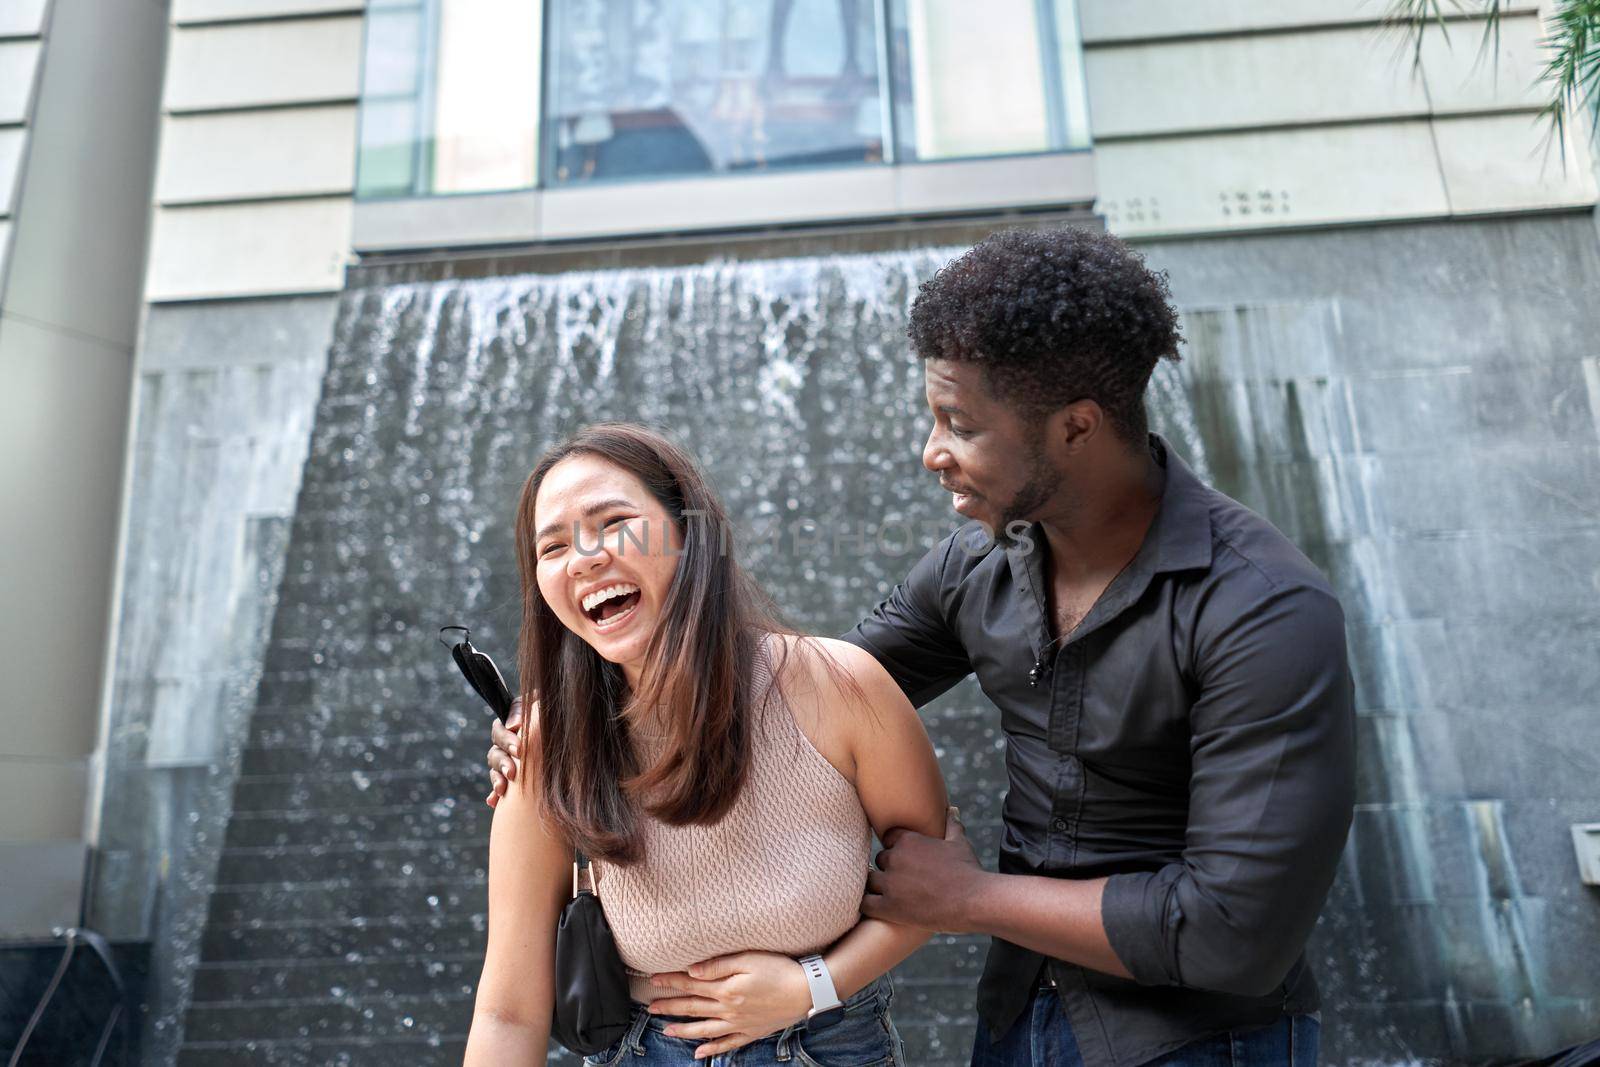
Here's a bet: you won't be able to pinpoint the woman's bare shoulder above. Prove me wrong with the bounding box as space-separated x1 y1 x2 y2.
764 633 903 714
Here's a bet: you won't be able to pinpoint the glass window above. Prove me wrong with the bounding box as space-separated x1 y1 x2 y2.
888 0 1090 162
356 0 542 199
543 0 885 186
354 0 1091 202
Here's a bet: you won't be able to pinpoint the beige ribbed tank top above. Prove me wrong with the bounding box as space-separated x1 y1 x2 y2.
593 635 871 995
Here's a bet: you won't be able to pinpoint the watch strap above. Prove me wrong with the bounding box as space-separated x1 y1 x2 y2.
798 954 842 1014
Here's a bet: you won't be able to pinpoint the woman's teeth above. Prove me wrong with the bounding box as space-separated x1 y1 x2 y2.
582 583 639 613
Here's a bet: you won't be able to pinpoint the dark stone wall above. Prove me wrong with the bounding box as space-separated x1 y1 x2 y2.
1137 213 1600 1063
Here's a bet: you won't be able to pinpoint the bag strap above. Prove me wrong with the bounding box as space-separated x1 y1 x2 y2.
573 849 596 897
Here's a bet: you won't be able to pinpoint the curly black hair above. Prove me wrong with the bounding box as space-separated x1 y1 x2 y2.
907 227 1183 444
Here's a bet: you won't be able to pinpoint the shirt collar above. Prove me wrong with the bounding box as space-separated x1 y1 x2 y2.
1144 433 1214 576
1005 434 1214 654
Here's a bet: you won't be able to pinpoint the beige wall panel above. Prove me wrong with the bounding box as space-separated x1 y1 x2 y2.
1433 112 1600 213
174 0 363 23
0 762 88 842
1086 28 1436 139
145 197 352 299
1079 0 1538 42
164 17 362 112
1417 13 1549 113
0 41 41 124
1083 0 1368 42
0 127 23 214
1095 122 1451 236
157 105 358 203
0 0 49 37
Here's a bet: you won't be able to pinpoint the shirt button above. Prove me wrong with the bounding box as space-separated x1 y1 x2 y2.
1051 818 1067 832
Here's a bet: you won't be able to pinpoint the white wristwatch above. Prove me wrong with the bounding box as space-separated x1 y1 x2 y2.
798 954 846 1032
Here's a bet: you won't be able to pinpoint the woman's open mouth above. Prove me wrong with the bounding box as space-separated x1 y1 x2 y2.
581 582 642 632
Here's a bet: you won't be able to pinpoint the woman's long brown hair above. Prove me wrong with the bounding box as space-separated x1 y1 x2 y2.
512 423 797 864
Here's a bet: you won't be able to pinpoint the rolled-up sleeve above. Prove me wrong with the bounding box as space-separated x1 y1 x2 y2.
841 533 973 708
1101 582 1356 997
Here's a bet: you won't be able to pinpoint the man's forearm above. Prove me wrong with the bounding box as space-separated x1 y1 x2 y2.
961 872 1132 980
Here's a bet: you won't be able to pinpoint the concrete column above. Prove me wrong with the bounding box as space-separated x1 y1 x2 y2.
0 0 167 937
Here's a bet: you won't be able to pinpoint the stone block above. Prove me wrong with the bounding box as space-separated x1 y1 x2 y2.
146 198 353 301
1080 0 1380 43
221 800 487 851
200 914 486 966
157 105 358 204
1349 806 1441 905
1096 121 1451 237
1320 999 1452 1063
206 875 485 928
182 988 471 1043
1435 112 1600 215
1087 27 1426 139
164 17 362 112
191 955 477 1004
174 0 364 23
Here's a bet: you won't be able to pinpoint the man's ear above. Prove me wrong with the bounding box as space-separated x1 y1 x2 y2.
1049 399 1104 455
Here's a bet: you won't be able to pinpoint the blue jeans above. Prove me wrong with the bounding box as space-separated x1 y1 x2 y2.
583 975 906 1066
970 986 1319 1066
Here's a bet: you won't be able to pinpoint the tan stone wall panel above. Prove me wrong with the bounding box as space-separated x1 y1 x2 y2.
1432 112 1600 214
1415 13 1549 114
1095 122 1452 236
1086 29 1429 139
146 198 353 299
173 0 364 24
157 105 358 203
1078 0 1539 43
163 17 363 112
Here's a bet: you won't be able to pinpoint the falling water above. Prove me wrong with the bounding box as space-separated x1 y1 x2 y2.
159 247 1573 1067
181 246 1163 1065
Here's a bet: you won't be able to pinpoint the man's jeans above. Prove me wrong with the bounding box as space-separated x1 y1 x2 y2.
970 986 1319 1067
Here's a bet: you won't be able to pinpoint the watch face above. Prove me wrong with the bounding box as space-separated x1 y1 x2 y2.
807 1004 846 1032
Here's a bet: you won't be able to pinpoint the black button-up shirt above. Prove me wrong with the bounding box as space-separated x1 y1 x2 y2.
843 435 1355 1067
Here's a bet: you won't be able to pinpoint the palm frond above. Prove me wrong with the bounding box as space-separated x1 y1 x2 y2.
1386 0 1461 69
1535 0 1600 164
1391 0 1600 167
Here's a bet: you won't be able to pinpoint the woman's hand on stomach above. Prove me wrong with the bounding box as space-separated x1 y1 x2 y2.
646 950 811 1060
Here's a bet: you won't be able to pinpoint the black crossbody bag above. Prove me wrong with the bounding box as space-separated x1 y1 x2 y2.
441 626 633 1055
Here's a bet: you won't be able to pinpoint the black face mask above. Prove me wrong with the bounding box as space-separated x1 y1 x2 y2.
439 625 514 723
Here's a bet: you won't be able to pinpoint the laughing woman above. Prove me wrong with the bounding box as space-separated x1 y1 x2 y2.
462 423 948 1067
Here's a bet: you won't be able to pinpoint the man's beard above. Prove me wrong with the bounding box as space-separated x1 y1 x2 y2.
994 433 1060 540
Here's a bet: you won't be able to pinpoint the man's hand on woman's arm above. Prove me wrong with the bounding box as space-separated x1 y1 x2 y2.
485 698 526 807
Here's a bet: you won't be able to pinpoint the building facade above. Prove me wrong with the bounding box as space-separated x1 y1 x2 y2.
2 1 1596 1064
